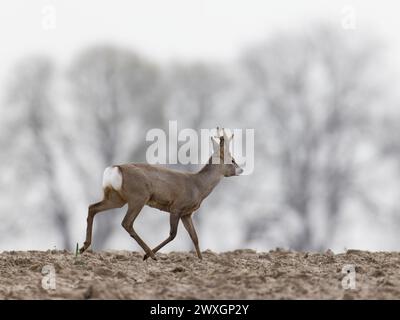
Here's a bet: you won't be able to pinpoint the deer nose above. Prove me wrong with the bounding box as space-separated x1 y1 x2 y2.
235 167 244 175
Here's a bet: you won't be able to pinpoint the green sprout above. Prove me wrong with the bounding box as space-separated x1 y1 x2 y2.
75 242 79 257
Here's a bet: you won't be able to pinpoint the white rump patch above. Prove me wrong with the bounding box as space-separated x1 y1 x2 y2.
102 166 123 190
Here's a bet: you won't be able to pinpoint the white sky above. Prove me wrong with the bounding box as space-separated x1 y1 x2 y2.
0 0 399 102
1 0 399 64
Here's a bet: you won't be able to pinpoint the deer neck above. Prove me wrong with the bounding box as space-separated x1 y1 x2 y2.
194 158 223 199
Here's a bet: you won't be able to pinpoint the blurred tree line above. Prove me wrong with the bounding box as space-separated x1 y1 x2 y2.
1 24 398 252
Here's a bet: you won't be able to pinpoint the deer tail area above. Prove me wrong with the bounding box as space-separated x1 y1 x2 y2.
102 166 123 192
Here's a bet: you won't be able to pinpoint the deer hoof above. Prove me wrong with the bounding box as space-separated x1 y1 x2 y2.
143 252 157 261
79 243 90 254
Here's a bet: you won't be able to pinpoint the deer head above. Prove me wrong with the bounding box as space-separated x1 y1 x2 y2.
211 127 243 177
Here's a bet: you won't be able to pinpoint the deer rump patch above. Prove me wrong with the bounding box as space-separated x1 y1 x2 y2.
102 166 123 191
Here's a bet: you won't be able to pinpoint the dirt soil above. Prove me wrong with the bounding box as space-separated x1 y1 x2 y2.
0 249 399 299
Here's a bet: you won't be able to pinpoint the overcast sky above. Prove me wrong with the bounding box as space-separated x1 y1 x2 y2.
1 1 399 59
0 0 399 91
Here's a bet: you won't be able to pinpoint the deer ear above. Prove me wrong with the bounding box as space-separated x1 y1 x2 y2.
211 137 219 151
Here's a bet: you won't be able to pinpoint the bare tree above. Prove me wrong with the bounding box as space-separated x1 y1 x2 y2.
242 26 381 250
6 56 72 249
165 63 230 131
68 45 165 249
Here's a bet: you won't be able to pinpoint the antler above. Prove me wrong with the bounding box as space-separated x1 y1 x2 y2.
222 128 228 141
222 128 233 144
214 126 223 139
212 127 234 153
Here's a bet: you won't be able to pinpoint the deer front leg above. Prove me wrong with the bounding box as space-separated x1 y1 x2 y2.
143 213 180 261
122 201 157 260
181 214 202 259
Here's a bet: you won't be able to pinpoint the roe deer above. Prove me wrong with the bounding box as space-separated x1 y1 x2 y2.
79 127 243 260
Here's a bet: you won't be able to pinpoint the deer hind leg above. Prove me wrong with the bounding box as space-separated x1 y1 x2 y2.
80 188 126 254
181 214 202 259
121 199 156 260
143 213 180 261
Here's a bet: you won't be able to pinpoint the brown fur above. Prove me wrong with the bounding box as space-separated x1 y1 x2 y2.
79 128 242 260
